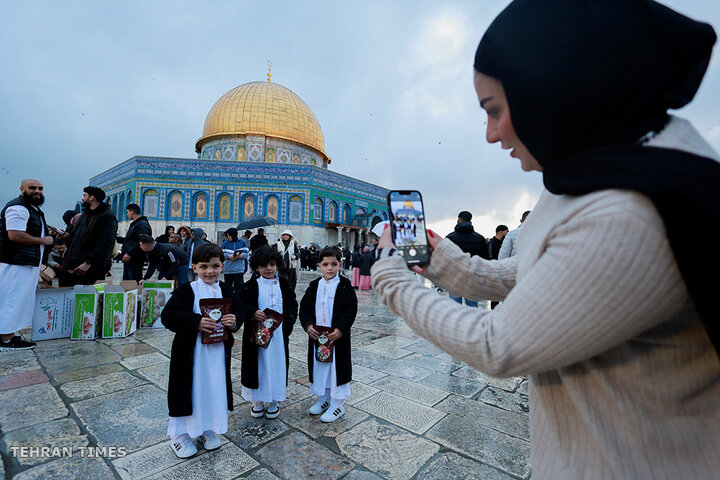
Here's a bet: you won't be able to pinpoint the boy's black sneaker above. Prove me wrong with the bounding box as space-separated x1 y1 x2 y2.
0 336 36 351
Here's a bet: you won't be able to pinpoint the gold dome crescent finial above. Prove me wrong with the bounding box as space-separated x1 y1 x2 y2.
267 60 272 82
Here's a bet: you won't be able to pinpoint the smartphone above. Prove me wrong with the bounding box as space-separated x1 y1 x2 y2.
387 190 430 265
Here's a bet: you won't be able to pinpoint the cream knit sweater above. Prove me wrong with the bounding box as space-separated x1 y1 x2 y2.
371 117 720 479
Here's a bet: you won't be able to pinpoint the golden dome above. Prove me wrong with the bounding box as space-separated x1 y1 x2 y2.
195 81 328 161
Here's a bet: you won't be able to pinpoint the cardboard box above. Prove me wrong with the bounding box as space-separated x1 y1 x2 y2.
139 281 173 328
32 287 75 341
102 281 138 338
71 283 106 340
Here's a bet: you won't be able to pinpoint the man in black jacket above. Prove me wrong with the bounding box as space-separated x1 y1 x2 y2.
60 186 118 286
249 227 269 253
488 224 509 260
446 211 489 307
0 179 55 350
117 203 152 280
139 235 189 286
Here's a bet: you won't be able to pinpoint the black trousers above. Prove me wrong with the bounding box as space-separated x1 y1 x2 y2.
123 259 144 281
224 273 244 294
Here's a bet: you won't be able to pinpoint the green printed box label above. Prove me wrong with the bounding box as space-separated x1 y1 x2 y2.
73 293 96 339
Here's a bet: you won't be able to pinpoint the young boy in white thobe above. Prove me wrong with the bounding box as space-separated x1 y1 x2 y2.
300 246 358 422
238 246 298 419
161 243 241 458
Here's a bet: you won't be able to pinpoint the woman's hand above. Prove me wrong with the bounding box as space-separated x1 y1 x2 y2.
377 223 394 249
198 317 215 333
378 224 443 274
306 325 320 340
220 313 236 328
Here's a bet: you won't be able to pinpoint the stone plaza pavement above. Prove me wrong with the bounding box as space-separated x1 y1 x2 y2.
0 268 530 480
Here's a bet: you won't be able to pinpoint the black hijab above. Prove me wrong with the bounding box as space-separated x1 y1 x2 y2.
475 0 720 353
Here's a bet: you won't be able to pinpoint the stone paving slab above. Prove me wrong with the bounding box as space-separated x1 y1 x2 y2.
145 442 258 480
403 352 464 374
478 386 529 414
72 384 168 454
370 376 448 406
0 418 88 468
342 469 384 480
0 370 49 393
243 468 279 480
350 365 388 384
426 415 530 478
279 397 369 439
420 371 485 398
356 341 412 360
34 341 122 374
112 435 230 479
136 363 170 391
255 431 354 479
343 382 380 406
0 383 68 433
336 419 439 480
0 351 42 376
435 394 529 440
110 342 158 358
402 339 447 356
120 352 169 371
452 366 523 392
60 371 149 402
283 380 313 405
12 455 115 480
224 412 289 450
98 336 140 346
414 452 516 480
354 391 445 435
49 363 125 385
136 334 174 356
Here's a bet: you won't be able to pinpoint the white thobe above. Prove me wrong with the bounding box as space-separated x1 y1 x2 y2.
241 276 287 403
0 205 44 333
310 274 351 400
167 280 228 437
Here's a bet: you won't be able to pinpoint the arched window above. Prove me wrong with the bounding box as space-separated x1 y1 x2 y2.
119 192 126 220
193 192 207 219
343 204 351 224
168 191 183 219
313 198 324 225
328 201 338 223
288 195 304 224
242 194 255 220
217 193 232 220
265 195 279 220
142 189 159 218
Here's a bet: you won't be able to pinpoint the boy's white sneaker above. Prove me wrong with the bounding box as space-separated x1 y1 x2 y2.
197 431 221 451
250 404 265 418
170 435 197 459
320 405 345 423
308 399 330 415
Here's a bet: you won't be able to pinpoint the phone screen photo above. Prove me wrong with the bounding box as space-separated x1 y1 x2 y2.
387 190 430 265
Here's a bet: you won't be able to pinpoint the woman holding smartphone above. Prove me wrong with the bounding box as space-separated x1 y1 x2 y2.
372 1 720 478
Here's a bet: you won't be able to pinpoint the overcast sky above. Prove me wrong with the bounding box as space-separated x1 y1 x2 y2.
2 0 718 238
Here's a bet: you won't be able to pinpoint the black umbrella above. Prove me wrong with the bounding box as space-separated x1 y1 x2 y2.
237 216 278 230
